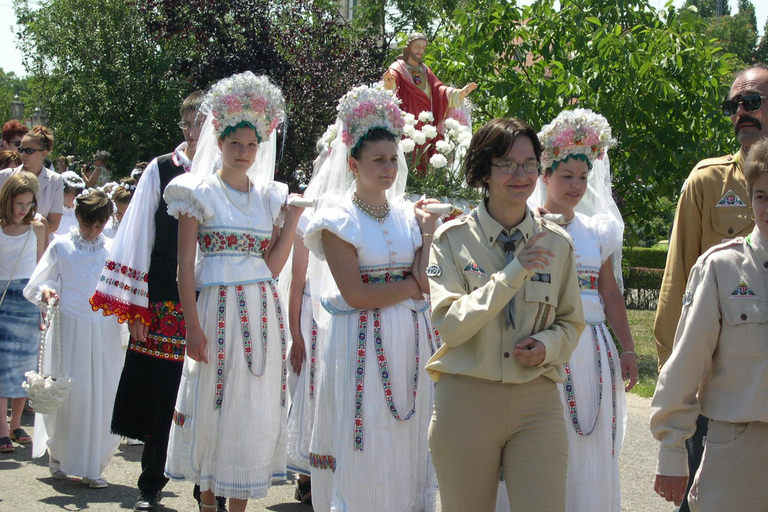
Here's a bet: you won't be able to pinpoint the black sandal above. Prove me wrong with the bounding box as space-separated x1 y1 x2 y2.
0 436 13 453
294 479 312 505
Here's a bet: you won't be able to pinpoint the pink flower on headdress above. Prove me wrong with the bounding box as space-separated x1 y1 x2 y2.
553 128 575 147
251 96 268 114
222 94 241 114
341 129 354 146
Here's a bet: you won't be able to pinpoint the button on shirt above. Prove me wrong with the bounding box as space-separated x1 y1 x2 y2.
426 202 584 384
651 227 768 477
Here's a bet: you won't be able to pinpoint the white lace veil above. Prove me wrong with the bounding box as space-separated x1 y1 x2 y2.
189 108 279 186
529 153 625 291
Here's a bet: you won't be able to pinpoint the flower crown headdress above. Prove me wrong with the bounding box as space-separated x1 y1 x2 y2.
337 83 405 150
61 171 85 189
206 71 285 142
538 108 616 170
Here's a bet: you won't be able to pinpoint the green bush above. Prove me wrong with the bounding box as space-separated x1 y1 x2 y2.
623 246 668 270
624 266 664 290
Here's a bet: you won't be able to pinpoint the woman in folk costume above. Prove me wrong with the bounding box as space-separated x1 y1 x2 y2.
497 109 638 512
162 71 302 512
285 121 340 504
303 83 441 512
24 189 123 488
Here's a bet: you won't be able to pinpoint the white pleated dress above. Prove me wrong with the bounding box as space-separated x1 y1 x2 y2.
23 229 123 480
496 212 626 512
163 174 289 499
304 199 439 512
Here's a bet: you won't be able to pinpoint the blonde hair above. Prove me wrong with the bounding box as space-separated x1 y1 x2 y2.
24 126 54 151
745 138 768 202
0 171 39 226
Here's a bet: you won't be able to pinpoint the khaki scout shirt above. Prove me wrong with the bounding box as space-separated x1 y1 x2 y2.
654 153 753 368
425 202 584 383
650 227 768 477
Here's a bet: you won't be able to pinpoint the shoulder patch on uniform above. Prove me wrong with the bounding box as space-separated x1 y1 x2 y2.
426 265 442 277
463 260 486 276
716 190 747 208
730 280 757 299
539 218 574 247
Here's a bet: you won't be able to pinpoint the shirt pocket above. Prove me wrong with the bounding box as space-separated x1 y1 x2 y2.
710 207 751 239
720 299 768 358
524 280 559 308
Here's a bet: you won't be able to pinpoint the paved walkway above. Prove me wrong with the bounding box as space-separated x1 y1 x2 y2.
1 393 670 511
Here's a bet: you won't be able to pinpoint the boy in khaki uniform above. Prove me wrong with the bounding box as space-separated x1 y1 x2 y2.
651 137 768 511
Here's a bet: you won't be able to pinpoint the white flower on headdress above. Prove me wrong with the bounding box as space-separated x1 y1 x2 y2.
418 111 434 123
62 171 85 189
411 130 427 145
403 124 416 137
400 138 416 153
538 108 616 170
206 71 285 142
403 113 418 126
338 83 405 148
317 122 339 154
422 124 438 139
435 140 453 154
430 153 448 168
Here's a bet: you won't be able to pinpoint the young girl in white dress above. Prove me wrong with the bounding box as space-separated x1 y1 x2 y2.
496 109 639 512
163 71 302 512
303 84 440 512
57 171 85 236
24 189 123 488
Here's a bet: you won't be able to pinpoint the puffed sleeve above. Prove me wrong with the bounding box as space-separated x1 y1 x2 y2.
591 213 623 265
266 181 289 225
163 173 214 223
23 238 62 306
304 207 362 260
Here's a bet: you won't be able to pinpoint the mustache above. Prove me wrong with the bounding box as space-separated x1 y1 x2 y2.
736 116 762 133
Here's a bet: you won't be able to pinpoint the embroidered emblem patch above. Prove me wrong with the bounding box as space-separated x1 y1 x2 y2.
426 265 442 277
463 260 486 276
716 190 747 207
531 272 551 283
682 291 692 306
730 280 757 299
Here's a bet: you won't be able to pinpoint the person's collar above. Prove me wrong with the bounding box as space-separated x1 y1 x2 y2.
747 225 768 272
173 142 192 171
477 200 535 245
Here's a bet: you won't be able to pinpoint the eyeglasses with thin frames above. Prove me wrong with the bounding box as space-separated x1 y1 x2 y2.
721 94 768 116
14 201 36 209
491 161 542 175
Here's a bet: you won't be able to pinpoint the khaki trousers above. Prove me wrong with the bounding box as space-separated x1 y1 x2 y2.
429 374 568 512
688 419 768 512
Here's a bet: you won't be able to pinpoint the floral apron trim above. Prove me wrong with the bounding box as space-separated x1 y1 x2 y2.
128 300 186 360
309 319 318 399
213 282 287 411
308 452 336 472
563 323 618 456
354 308 420 451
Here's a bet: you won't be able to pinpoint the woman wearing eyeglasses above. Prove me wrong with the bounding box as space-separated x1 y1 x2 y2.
426 118 584 512
0 126 63 238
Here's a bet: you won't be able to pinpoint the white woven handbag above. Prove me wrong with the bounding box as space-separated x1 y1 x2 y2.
22 302 72 414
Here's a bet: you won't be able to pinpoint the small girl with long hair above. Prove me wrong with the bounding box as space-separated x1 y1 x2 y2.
23 189 123 487
103 177 137 238
0 172 46 453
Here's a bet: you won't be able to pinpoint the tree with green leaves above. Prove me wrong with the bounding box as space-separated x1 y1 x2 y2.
0 69 31 123
136 0 387 185
429 0 736 244
14 0 189 174
684 0 761 67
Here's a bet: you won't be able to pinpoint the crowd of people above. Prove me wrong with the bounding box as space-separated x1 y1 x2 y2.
0 32 767 512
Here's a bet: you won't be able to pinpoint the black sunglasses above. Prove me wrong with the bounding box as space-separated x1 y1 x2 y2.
17 147 46 155
721 94 768 116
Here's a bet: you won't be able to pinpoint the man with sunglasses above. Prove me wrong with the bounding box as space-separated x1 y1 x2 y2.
1 120 28 155
654 63 768 511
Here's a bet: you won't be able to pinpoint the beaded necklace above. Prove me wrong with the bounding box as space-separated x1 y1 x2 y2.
352 192 390 222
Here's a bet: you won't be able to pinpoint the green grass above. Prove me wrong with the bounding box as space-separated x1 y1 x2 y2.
624 309 659 398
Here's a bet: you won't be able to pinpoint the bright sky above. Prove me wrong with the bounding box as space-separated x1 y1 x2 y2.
0 0 766 77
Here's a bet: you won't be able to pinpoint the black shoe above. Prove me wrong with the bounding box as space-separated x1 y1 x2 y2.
133 491 159 511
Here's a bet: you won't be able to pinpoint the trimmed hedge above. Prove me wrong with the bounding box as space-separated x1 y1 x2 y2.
624 266 663 290
623 246 667 270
